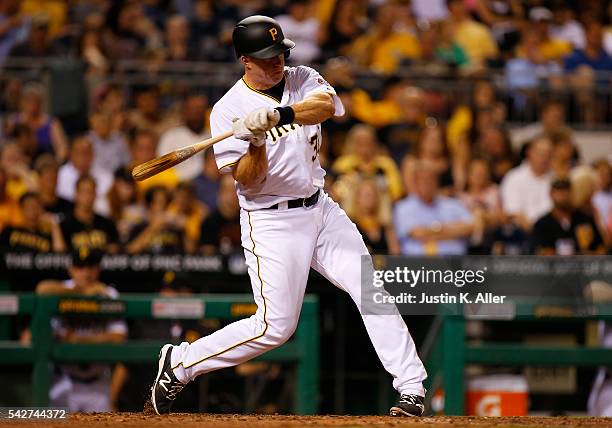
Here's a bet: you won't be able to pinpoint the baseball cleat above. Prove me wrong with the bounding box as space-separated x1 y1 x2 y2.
389 393 425 417
150 344 185 415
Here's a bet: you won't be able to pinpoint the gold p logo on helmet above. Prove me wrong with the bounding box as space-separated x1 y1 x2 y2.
268 27 278 41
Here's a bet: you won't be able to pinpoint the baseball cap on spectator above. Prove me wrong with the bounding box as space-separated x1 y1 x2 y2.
529 7 553 22
71 247 103 267
551 177 572 190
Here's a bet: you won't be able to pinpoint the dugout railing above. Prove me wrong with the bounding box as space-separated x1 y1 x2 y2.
0 293 319 414
423 301 612 415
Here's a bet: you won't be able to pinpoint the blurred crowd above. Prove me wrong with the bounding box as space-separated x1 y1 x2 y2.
0 0 611 274
0 0 611 414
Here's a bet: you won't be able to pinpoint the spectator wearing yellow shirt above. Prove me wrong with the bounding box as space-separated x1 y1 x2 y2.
20 0 67 37
524 7 572 63
351 79 419 129
448 0 499 68
348 3 420 74
0 167 21 230
0 142 37 202
332 124 404 202
168 182 208 254
129 130 179 195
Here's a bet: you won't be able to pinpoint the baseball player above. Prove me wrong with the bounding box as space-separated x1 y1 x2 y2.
149 15 427 417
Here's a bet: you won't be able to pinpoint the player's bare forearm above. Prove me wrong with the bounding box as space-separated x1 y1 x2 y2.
233 144 268 186
291 92 335 125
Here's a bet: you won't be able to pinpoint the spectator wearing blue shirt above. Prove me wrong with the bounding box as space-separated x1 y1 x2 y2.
564 23 612 81
394 163 474 255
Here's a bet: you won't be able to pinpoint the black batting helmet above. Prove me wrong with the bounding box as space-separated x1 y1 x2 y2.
232 15 295 59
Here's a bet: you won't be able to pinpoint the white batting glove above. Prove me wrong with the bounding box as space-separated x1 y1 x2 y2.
232 118 267 146
244 107 280 133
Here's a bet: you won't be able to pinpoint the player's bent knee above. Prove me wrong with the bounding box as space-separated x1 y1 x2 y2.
262 323 297 348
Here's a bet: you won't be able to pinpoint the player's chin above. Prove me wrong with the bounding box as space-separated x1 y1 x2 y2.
270 68 284 81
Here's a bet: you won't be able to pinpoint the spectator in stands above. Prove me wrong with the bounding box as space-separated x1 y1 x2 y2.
88 112 130 174
34 154 72 222
346 178 400 255
193 149 220 212
551 4 586 50
0 0 28 65
474 126 516 184
593 159 612 244
95 85 127 133
473 0 523 55
505 27 563 95
199 174 241 256
0 167 20 229
107 167 145 244
36 248 127 412
5 83 68 163
129 130 179 194
0 78 22 116
402 126 459 195
565 22 612 74
57 136 113 216
525 7 572 63
531 177 605 255
459 157 503 251
79 29 109 77
320 0 365 60
127 86 179 137
394 163 474 255
61 175 120 253
433 20 469 70
348 3 421 74
20 0 67 37
501 136 554 230
163 14 198 62
127 186 185 254
275 0 320 64
378 86 427 166
447 80 505 154
550 131 580 178
158 95 209 181
0 142 37 204
0 191 65 253
512 99 571 147
168 182 207 253
332 124 403 202
8 14 59 58
103 1 161 61
447 0 499 69
350 78 410 128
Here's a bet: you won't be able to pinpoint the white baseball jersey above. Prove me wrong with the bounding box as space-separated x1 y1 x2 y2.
211 66 344 210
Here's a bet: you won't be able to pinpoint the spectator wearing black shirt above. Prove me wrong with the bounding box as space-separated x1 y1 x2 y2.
34 155 73 222
199 175 241 256
531 178 605 255
127 186 185 254
61 175 120 253
0 192 65 253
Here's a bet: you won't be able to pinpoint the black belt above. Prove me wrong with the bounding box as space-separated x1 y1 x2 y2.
265 189 321 210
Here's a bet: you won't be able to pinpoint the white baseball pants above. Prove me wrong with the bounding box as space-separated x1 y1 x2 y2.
171 192 427 396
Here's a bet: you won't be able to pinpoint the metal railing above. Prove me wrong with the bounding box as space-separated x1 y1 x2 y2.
0 293 320 414
2 57 612 128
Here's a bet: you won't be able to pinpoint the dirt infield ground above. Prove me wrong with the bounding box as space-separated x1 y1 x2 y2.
11 414 612 428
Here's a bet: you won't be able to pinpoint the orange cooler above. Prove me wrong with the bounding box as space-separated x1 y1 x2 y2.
466 375 529 416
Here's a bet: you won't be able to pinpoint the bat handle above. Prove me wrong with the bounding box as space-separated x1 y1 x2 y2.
192 130 234 154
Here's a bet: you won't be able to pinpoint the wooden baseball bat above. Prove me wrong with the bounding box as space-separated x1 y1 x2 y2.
131 130 234 181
